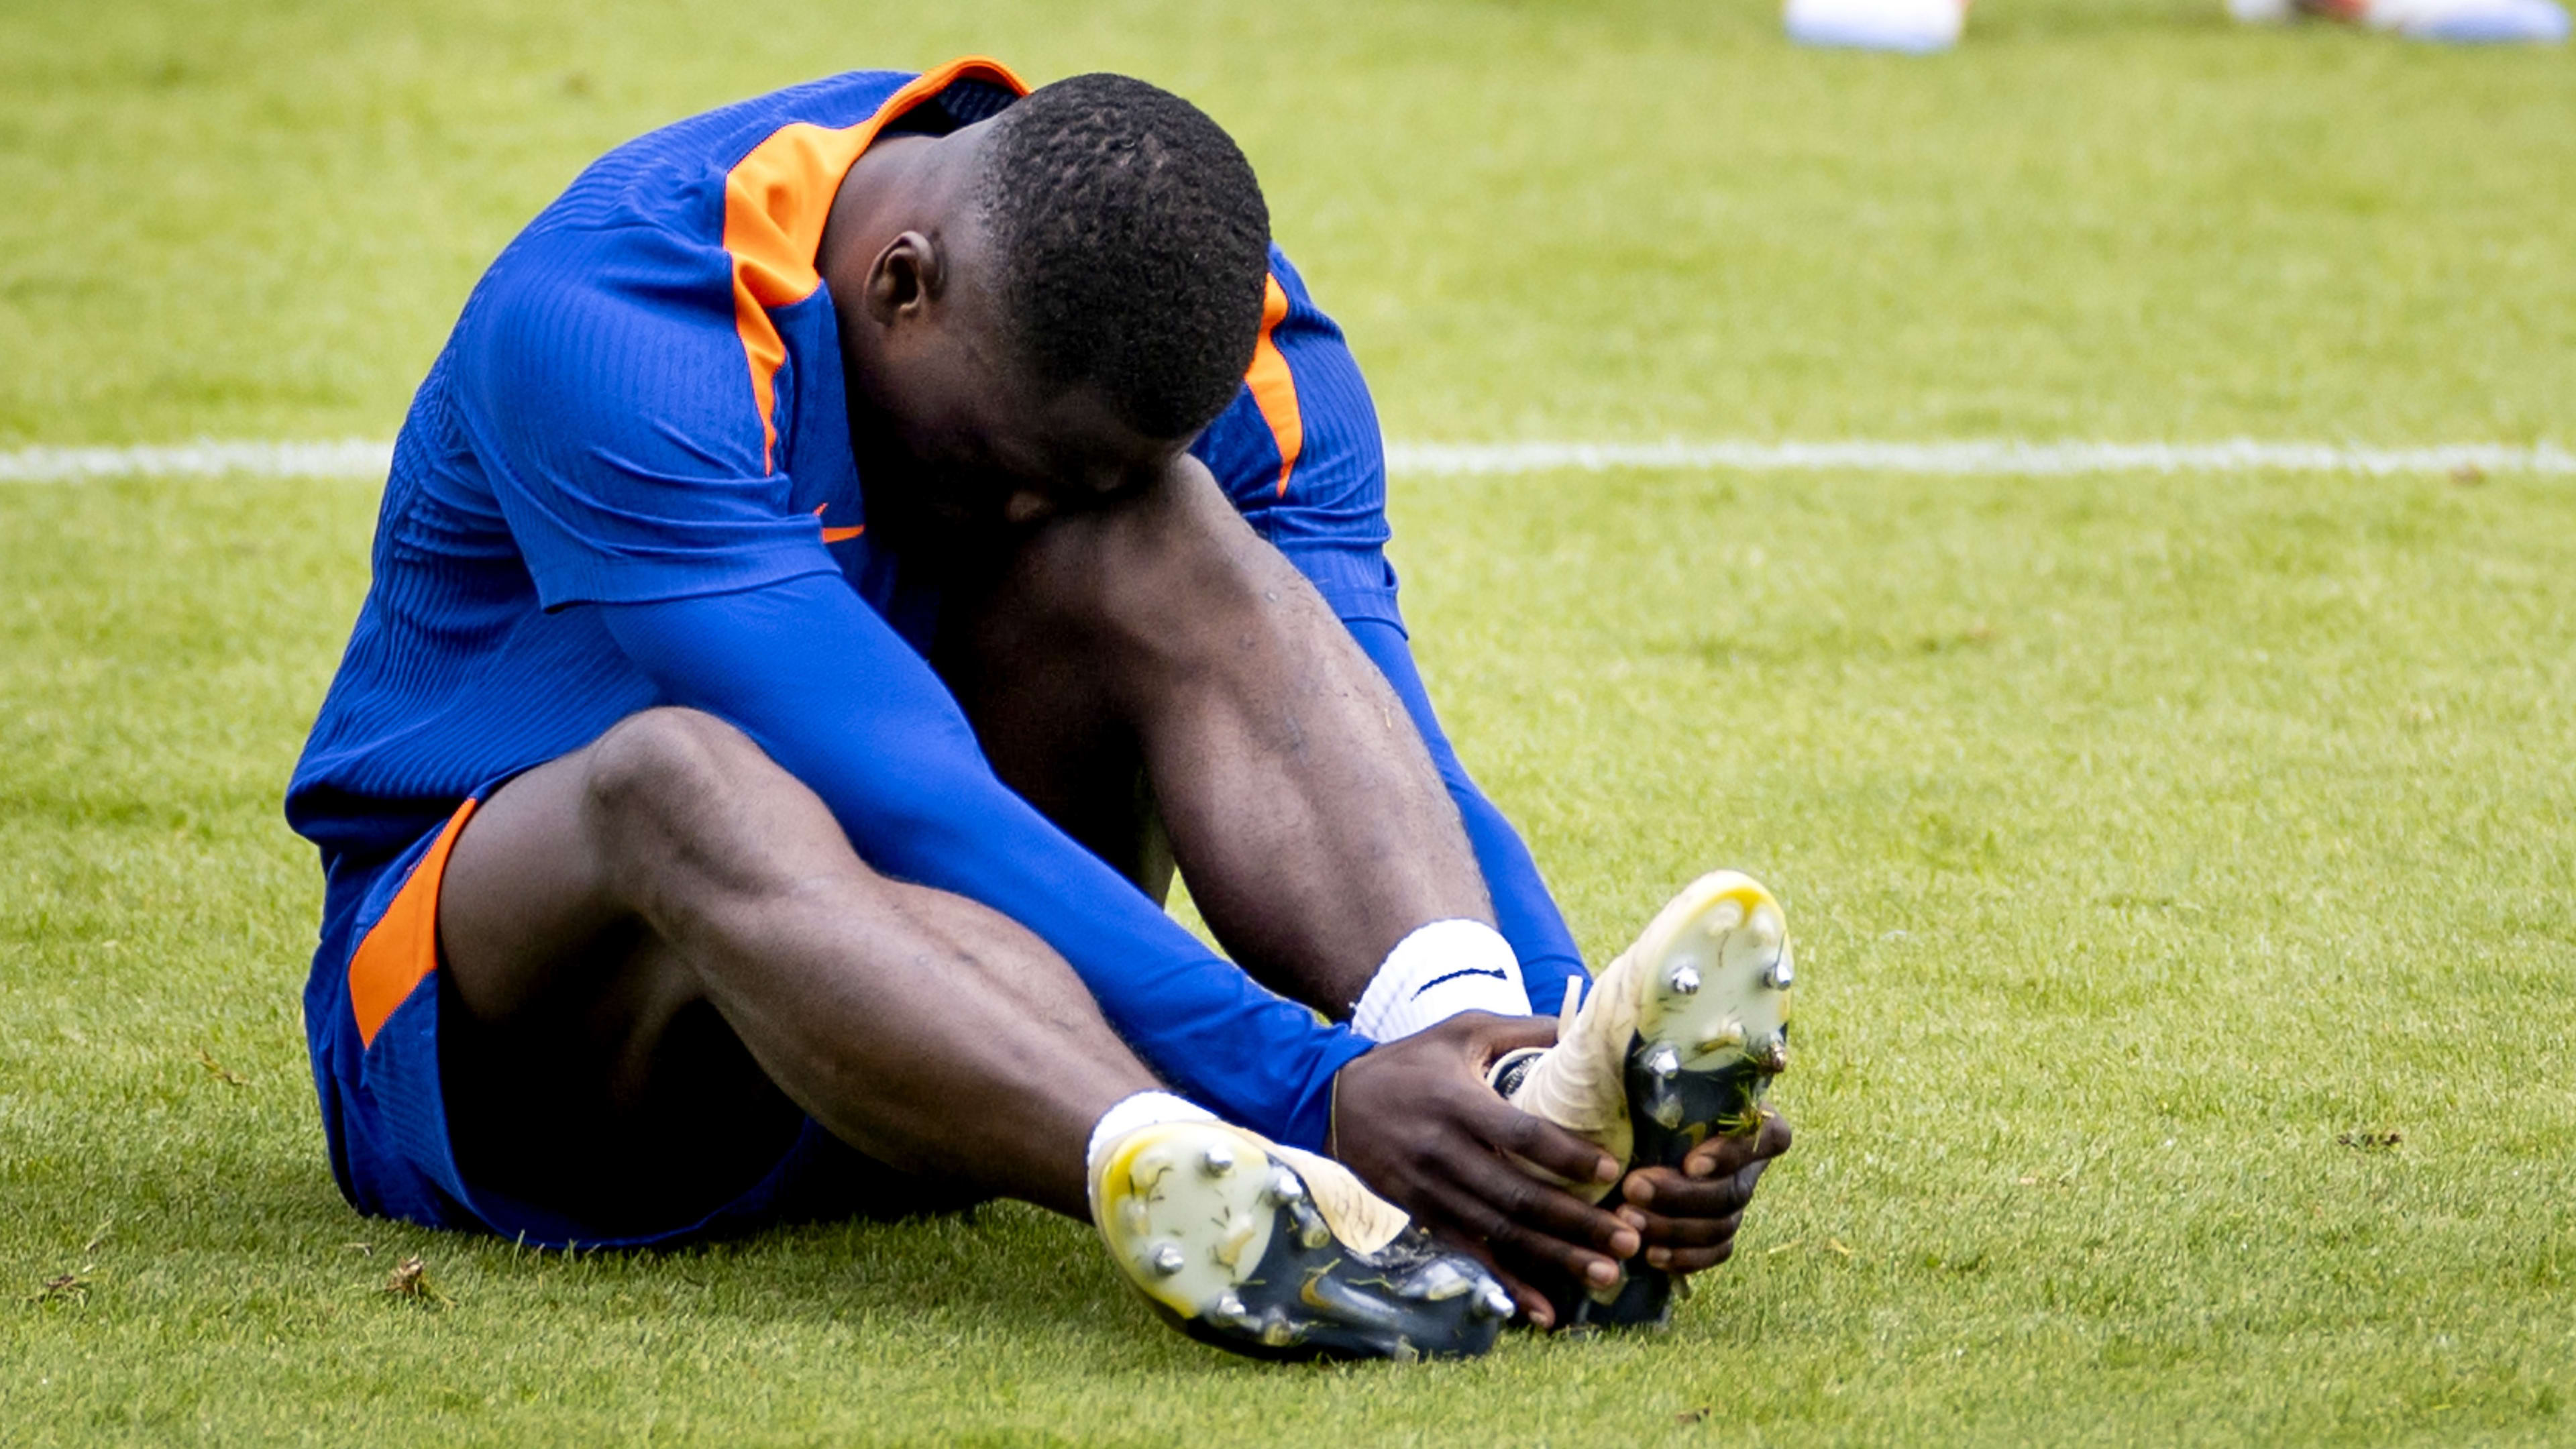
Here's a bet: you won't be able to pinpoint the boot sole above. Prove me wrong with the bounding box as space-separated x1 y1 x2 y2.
1565 871 1792 1330
1093 1121 1515 1360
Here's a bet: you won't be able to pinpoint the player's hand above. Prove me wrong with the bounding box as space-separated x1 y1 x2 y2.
1328 1012 1640 1330
1611 1112 1793 1276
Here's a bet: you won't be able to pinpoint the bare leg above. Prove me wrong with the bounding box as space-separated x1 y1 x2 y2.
936 456 1495 1014
435 707 1160 1227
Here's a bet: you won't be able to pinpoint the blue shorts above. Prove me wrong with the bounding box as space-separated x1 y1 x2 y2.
301 787 957 1249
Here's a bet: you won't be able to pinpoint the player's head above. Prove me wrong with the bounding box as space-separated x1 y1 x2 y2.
838 74 1271 538
977 74 1271 441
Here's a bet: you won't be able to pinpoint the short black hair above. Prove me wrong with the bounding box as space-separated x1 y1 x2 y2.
973 74 1271 439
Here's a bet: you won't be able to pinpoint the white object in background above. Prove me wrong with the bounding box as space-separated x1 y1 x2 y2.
2367 0 2569 41
2229 0 2567 37
1784 0 1969 52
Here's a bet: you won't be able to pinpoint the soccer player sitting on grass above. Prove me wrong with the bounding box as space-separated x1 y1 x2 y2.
286 59 1794 1360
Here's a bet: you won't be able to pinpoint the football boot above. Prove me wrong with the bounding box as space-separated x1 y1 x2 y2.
1090 1119 1516 1360
1490 871 1793 1329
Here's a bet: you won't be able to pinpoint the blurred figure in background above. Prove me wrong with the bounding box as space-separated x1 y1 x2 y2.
1783 0 2569 52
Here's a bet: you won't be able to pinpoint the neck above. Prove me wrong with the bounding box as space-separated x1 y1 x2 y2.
818 131 940 301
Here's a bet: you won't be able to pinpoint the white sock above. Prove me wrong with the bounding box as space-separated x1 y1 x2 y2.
1348 919 1533 1042
1085 1091 1220 1180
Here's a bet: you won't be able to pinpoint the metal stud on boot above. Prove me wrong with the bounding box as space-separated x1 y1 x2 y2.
1089 1120 1514 1361
1497 871 1797 1331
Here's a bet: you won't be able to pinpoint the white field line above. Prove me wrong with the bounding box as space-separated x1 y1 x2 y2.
3 437 2572 483
0 439 394 482
1385 439 2576 478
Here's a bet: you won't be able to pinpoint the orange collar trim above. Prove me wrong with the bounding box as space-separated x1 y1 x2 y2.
722 58 1031 472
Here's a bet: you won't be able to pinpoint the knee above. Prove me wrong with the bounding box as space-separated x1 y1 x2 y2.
580 707 766 847
578 709 879 918
1068 492 1285 669
972 472 1308 709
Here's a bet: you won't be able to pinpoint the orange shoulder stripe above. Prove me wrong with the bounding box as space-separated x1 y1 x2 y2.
724 57 1030 472
1243 274 1303 498
347 798 480 1049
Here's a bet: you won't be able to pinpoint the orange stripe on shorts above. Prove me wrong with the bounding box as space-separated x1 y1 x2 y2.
347 798 480 1049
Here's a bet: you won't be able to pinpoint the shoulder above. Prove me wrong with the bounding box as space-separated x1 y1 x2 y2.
524 70 930 241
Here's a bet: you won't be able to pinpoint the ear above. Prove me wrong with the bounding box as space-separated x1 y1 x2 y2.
863 229 945 328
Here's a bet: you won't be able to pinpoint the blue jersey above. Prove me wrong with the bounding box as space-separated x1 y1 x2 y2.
288 60 1582 1148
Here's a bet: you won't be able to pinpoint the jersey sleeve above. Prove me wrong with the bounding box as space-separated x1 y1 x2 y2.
600 574 1371 1147
1194 248 1399 626
1192 250 1591 1006
447 223 841 610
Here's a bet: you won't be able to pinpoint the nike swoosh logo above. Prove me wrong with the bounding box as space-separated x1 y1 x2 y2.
1413 967 1509 998
810 503 864 543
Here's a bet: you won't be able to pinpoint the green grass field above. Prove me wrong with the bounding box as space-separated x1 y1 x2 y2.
5 0 2573 1442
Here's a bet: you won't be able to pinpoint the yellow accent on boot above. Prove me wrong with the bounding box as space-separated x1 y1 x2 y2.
1088 1121 1411 1320
1505 871 1793 1179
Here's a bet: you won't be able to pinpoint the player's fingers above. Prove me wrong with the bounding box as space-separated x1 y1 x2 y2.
1622 1164 1759 1220
1419 1174 1625 1289
1621 1206 1743 1251
1466 1095 1619 1188
1759 1112 1794 1157
1672 1155 1771 1216
1485 1214 1627 1291
1450 1160 1638 1261
1458 1012 1561 1059
1680 1136 1760 1181
1487 1264 1554 1330
1496 1274 1553 1329
1651 1239 1738 1275
1683 1112 1793 1179
1441 1142 1638 1259
1430 1229 1556 1331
